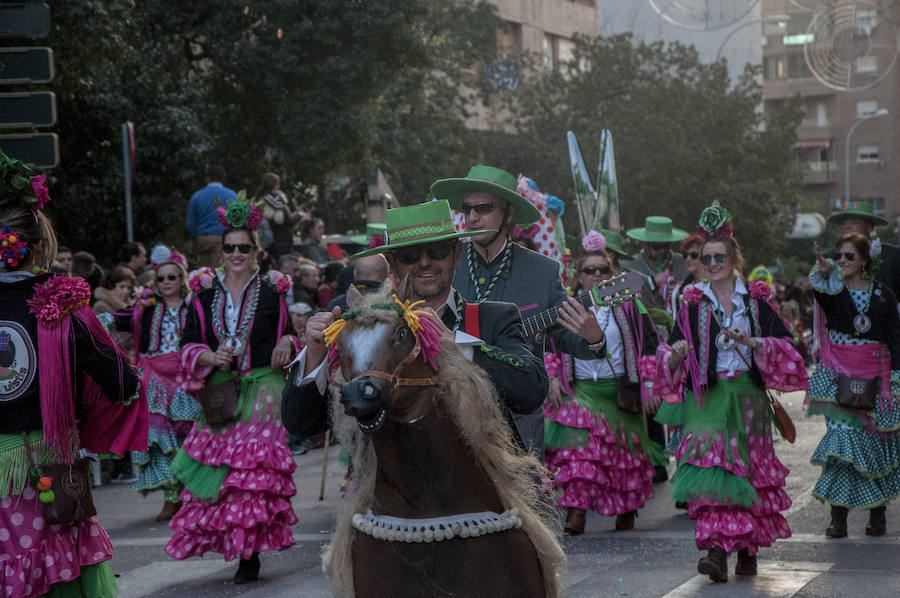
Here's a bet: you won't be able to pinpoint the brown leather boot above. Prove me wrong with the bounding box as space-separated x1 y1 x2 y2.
155 501 181 522
615 510 636 531
734 548 757 576
826 505 848 538
697 547 728 583
564 507 586 535
866 506 886 536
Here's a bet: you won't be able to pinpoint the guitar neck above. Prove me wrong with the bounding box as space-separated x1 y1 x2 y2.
522 289 594 341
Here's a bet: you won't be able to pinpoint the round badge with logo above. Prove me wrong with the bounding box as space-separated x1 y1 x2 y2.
0 321 37 402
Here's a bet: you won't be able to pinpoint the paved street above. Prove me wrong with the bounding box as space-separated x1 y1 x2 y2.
97 391 900 597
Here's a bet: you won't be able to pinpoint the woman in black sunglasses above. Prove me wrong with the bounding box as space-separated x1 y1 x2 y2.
544 231 664 535
166 198 301 584
103 245 196 521
658 204 807 583
807 233 900 540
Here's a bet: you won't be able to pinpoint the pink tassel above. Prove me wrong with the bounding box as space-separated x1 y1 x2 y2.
813 300 828 362
37 316 75 462
131 306 143 357
676 305 705 404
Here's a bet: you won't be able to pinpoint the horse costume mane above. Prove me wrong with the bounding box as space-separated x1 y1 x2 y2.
322 286 565 598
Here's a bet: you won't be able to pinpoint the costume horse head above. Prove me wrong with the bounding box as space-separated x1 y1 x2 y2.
322 285 564 598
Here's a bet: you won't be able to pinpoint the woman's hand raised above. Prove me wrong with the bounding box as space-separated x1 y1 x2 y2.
814 242 833 276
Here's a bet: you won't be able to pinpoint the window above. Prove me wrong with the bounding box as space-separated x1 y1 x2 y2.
857 10 878 36
543 34 575 73
788 54 811 78
856 100 878 117
495 22 522 59
861 197 886 217
857 144 880 162
816 103 828 127
764 56 786 80
856 56 877 73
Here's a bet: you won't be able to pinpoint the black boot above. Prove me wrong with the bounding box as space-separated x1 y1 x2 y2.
866 506 886 536
697 547 728 583
826 505 848 538
234 552 260 584
734 548 757 576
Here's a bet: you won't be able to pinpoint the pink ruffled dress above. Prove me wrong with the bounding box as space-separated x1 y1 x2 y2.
655 280 808 555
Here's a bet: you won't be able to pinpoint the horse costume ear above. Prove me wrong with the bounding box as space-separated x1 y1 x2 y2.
346 284 365 310
395 274 412 302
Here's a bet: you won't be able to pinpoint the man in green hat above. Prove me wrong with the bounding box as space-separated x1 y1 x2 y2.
281 200 553 450
431 165 610 457
824 200 900 301
621 216 690 312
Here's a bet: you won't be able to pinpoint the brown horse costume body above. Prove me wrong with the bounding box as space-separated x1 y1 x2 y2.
323 289 564 597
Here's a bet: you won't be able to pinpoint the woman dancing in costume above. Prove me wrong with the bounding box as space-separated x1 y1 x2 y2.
165 194 300 584
544 231 664 535
656 203 807 582
806 233 900 537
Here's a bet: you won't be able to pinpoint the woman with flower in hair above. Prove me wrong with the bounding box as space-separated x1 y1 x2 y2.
0 151 144 598
165 192 300 584
104 245 200 521
657 202 807 583
806 233 900 538
544 230 664 535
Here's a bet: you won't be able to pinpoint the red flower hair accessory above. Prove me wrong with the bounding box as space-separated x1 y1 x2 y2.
748 280 773 301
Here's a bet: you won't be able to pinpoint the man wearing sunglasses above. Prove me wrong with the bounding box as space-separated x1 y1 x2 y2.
823 201 900 304
281 200 551 451
431 165 609 457
621 216 690 313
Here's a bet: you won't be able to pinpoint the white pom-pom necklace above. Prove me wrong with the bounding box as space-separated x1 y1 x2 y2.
352 508 522 543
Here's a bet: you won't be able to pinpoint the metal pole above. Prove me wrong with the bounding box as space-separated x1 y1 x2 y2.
122 123 133 242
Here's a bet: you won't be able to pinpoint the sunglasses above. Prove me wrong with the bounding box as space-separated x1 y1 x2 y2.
580 266 612 276
461 203 498 215
223 243 253 254
700 253 728 266
393 242 456 265
159 273 181 282
683 251 700 260
836 252 857 262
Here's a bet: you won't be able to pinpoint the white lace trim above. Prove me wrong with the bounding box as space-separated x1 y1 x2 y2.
351 508 522 543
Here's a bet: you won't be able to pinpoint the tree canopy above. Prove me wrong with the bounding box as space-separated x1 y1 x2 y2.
479 33 803 267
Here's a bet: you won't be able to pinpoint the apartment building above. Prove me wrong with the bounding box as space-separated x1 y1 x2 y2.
761 0 899 226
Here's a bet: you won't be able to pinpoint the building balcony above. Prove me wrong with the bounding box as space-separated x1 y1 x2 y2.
802 161 838 185
763 77 833 100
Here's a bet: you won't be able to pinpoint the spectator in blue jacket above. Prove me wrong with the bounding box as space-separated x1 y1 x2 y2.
186 165 237 267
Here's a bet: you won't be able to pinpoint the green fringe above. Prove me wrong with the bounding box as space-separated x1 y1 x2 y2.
807 400 866 429
655 401 685 427
670 463 760 508
44 562 118 598
0 431 65 498
170 450 229 501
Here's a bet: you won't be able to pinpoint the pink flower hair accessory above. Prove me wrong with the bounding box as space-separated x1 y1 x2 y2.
581 230 607 253
0 151 51 215
215 190 263 232
27 275 92 328
682 284 704 305
512 223 540 241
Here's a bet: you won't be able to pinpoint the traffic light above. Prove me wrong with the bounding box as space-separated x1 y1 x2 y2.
0 2 58 168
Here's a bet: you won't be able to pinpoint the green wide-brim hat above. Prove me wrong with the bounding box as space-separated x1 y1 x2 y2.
626 216 688 243
827 200 889 226
600 228 629 257
430 164 542 225
352 200 495 259
349 222 387 246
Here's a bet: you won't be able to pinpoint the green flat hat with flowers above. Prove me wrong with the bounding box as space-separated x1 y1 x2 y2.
352 200 495 259
626 216 688 243
600 228 629 257
827 200 889 226
349 222 387 246
430 164 542 225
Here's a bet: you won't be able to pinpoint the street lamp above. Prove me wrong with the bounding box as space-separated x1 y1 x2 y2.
716 14 790 61
845 108 889 205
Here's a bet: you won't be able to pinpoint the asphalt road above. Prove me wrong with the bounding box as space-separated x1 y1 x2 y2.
93 390 900 597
